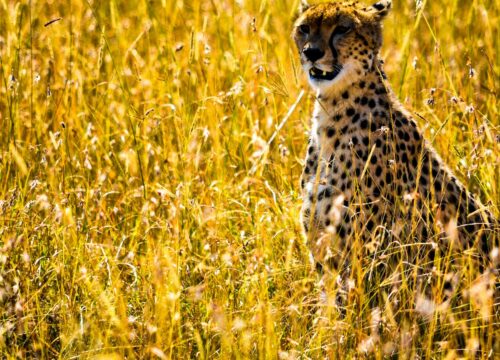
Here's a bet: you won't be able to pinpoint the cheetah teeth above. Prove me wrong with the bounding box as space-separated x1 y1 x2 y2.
310 67 332 77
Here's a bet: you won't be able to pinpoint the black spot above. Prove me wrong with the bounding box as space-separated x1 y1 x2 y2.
338 226 346 237
327 128 335 138
334 139 340 148
360 120 368 129
359 81 366 88
402 153 408 163
369 82 376 90
352 137 359 145
375 138 382 148
346 160 352 168
382 144 389 155
464 221 475 234
434 181 442 193
480 233 489 254
325 219 331 226
375 166 382 177
413 130 420 141
368 99 376 108
342 91 349 99
361 97 368 105
443 279 455 294
362 137 369 146
373 187 381 197
346 108 355 116
335 114 342 121
370 155 377 164
308 146 314 154
366 220 374 231
467 200 476 214
386 173 392 184
318 188 332 200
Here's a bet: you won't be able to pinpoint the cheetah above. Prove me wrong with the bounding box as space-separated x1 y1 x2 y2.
292 0 498 270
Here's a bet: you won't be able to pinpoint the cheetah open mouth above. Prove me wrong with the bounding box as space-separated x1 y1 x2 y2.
309 65 342 81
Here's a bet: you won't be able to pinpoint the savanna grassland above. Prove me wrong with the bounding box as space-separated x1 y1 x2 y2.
0 0 499 358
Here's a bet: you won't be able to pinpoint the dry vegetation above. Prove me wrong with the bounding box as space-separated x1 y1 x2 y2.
0 0 499 358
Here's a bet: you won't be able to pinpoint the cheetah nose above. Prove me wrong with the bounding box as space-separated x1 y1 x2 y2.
303 46 325 62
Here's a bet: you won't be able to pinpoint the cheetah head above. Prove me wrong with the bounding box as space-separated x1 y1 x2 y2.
292 0 391 95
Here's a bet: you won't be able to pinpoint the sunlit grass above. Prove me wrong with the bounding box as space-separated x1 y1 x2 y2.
0 0 498 358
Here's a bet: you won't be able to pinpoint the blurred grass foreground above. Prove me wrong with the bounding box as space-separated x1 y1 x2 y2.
0 0 499 358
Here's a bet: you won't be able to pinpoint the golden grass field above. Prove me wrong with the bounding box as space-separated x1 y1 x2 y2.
0 0 499 358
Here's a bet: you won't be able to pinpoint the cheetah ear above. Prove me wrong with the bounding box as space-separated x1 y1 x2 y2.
298 0 310 14
367 0 392 20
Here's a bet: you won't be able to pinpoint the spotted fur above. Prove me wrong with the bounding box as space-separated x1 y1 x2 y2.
293 0 497 268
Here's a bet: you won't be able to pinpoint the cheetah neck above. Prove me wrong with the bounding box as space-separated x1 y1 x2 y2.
312 69 395 131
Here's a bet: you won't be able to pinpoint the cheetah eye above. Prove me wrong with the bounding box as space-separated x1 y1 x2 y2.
298 24 310 34
334 25 352 35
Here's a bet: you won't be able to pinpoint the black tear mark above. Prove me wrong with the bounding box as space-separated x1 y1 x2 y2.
328 31 339 59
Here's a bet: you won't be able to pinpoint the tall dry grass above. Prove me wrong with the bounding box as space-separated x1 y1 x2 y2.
0 0 498 358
